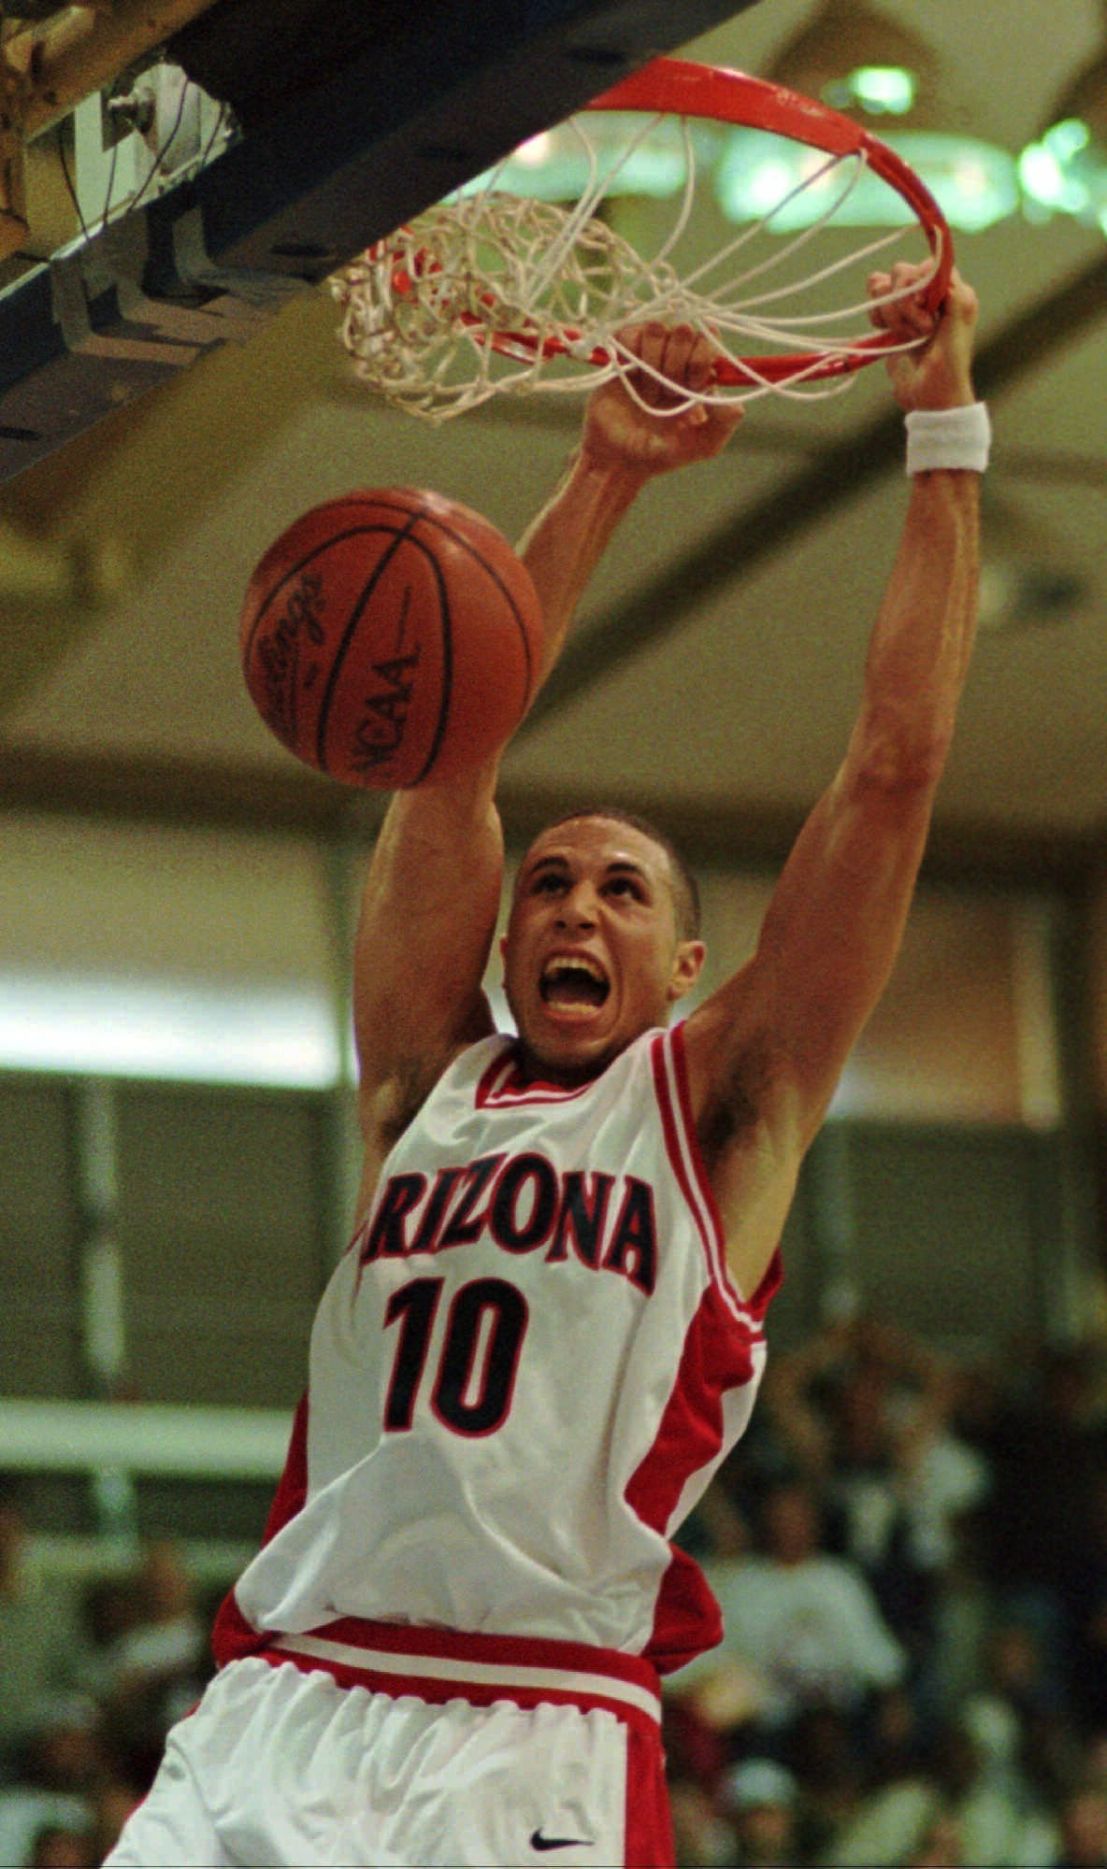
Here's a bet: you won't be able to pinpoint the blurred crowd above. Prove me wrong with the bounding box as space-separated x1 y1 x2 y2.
0 1507 215 1869
664 1318 1107 1867
5 1318 1107 1866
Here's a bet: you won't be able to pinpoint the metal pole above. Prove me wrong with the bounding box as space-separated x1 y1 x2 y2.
72 1074 138 1542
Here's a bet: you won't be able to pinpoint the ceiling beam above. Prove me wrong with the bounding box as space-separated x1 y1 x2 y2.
523 244 1107 732
0 744 1102 892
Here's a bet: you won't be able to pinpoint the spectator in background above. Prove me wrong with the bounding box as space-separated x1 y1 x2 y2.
972 1343 1107 1630
960 1615 1069 1778
0 1482 83 1776
762 1317 989 1665
101 1541 206 1700
1049 1786 1107 1869
89 1781 141 1868
783 1706 867 1861
666 1776 738 1869
903 1810 964 1867
71 1576 143 1706
91 1541 210 1800
721 1758 801 1868
0 1698 103 1869
727 1480 905 1732
824 1714 1060 1868
669 1478 905 1760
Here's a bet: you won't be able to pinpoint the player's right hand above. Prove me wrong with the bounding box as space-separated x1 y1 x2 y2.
581 321 743 477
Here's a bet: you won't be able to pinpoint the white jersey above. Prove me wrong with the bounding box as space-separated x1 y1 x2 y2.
217 1023 778 1675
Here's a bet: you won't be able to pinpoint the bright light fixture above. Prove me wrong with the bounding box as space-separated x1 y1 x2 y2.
1019 118 1107 232
715 128 1020 233
457 115 714 205
452 66 1096 238
823 65 917 117
0 975 341 1088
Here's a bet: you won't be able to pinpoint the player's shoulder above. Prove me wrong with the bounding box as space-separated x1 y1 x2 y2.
356 1032 511 1213
381 1030 510 1131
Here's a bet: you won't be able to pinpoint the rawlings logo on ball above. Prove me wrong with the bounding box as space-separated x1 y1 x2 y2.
254 569 327 747
240 487 541 790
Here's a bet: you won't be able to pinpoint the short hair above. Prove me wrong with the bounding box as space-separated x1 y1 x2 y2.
532 805 701 941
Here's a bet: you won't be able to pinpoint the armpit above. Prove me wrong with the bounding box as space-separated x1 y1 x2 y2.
368 1054 442 1152
695 1039 778 1167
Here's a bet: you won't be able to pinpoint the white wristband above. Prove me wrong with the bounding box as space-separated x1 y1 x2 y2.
905 402 991 475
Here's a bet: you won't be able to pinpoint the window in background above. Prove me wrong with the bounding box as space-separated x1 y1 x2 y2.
0 1074 84 1398
834 890 1061 1126
0 815 342 1087
116 1081 333 1409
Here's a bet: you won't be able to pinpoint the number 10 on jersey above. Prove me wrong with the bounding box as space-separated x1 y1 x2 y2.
382 1276 530 1437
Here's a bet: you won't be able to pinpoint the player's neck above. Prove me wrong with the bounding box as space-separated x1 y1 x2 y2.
512 1038 615 1090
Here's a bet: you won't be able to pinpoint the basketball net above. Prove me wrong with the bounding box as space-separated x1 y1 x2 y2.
332 80 947 424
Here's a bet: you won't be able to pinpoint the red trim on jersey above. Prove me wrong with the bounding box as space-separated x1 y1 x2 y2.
476 1039 600 1108
668 1021 732 1274
659 1023 785 1323
260 1649 659 1736
748 1243 784 1320
211 1392 309 1668
624 1285 756 1535
258 1391 311 1543
475 1042 519 1105
650 1029 740 1317
624 1283 759 1673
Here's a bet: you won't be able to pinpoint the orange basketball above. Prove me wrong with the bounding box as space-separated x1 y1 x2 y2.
239 487 542 789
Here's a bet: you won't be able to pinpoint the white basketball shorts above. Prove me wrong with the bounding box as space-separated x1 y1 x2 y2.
103 1617 674 1867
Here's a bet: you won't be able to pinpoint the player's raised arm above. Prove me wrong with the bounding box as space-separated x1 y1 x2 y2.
353 325 742 1208
682 266 985 1297
518 321 742 683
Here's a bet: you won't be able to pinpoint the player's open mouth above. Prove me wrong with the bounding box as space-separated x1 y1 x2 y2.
539 955 610 1009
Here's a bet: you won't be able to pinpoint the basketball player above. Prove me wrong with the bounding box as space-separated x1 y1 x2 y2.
106 262 987 1867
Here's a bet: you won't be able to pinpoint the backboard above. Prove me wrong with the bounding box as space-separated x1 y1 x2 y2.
0 0 767 482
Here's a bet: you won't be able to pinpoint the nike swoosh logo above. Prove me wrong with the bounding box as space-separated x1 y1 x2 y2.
530 1831 593 1852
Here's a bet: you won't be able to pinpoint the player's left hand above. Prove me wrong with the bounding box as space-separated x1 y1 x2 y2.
868 261 979 413
581 321 743 477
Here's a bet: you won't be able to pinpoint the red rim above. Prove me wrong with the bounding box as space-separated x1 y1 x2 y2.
462 57 953 387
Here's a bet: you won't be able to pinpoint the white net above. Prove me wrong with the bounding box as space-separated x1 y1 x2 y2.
331 111 942 423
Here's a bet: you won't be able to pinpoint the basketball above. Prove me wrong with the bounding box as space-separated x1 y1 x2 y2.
239 487 542 789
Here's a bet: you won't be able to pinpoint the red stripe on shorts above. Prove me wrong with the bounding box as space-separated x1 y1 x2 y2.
251 1615 663 1736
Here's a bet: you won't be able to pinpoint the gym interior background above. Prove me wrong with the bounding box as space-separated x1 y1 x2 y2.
0 5 1106 1857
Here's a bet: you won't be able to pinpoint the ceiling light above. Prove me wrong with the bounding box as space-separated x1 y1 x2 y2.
457 114 717 206
455 2 1089 238
1021 45 1107 233
715 127 1018 233
713 0 1020 233
823 67 917 118
769 0 943 126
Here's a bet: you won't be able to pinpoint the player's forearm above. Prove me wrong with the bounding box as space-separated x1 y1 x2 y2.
844 468 980 794
360 766 504 970
352 774 503 1071
516 448 649 691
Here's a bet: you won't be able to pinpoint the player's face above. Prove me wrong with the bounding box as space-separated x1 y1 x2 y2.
501 818 705 1083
